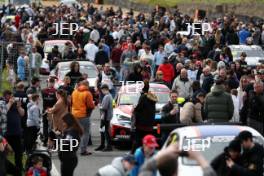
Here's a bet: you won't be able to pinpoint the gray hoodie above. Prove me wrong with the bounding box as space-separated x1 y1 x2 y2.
98 157 127 176
101 93 113 121
27 101 40 128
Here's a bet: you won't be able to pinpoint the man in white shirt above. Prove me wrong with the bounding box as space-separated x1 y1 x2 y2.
84 40 99 62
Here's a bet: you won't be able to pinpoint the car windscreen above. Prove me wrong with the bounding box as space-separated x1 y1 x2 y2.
58 65 97 79
232 49 264 58
119 92 169 105
181 136 264 165
44 44 64 53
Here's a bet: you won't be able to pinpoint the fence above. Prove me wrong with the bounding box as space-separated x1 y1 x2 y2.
0 42 32 95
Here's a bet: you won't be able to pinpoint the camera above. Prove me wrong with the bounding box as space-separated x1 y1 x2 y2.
178 151 189 157
14 97 27 103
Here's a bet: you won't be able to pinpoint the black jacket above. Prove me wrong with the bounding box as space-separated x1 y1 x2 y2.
134 92 158 131
65 71 83 89
230 143 264 176
202 74 214 93
161 101 180 124
94 50 109 66
58 128 80 159
211 149 242 176
41 87 57 110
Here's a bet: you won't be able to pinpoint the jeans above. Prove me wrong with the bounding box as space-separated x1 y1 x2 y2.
42 113 49 145
78 117 91 153
25 126 39 153
99 120 111 147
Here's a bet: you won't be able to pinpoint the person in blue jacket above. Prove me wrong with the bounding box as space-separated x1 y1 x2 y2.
130 134 158 176
238 25 251 44
17 51 26 81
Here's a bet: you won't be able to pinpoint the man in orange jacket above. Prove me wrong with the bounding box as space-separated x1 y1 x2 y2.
72 80 95 155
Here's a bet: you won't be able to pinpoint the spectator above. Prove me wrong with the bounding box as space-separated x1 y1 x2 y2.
242 81 264 134
72 80 95 155
95 84 113 152
126 64 143 83
131 81 157 153
25 94 40 153
1 61 16 96
46 89 69 134
130 135 158 176
96 155 137 176
161 90 180 143
47 45 62 70
26 77 41 95
158 57 175 88
238 25 251 44
84 39 99 62
226 131 264 176
66 61 83 89
26 156 47 176
154 45 166 72
153 70 169 87
180 92 205 124
230 89 240 123
58 113 83 176
211 139 242 176
110 43 123 70
172 68 192 100
17 51 26 81
3 90 25 175
29 46 42 78
204 75 234 122
41 78 57 146
95 43 109 66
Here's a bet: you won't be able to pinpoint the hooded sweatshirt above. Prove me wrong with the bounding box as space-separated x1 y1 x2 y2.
71 85 95 118
158 63 175 83
204 84 234 121
98 157 127 176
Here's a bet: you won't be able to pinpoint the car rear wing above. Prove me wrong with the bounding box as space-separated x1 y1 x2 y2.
154 122 243 134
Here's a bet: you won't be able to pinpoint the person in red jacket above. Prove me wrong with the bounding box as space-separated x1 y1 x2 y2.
15 12 21 29
158 57 175 88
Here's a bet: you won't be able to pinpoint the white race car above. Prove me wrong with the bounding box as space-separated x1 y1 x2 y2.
161 125 264 176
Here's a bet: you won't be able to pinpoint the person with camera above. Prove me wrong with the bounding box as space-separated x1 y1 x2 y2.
2 90 25 176
160 90 180 144
211 139 242 176
138 143 217 176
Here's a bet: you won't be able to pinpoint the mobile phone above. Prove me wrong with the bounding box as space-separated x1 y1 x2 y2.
178 151 189 157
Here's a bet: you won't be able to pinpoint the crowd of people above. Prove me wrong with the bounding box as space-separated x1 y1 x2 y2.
0 1 264 176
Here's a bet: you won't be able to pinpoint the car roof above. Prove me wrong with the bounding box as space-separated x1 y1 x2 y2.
57 61 96 68
172 125 262 138
44 40 74 45
119 83 170 94
228 45 262 50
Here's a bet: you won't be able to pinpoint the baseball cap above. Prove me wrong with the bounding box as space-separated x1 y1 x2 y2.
123 154 138 165
237 131 253 141
143 135 159 148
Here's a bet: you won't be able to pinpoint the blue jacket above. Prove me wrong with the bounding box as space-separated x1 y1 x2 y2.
130 147 156 176
238 29 251 44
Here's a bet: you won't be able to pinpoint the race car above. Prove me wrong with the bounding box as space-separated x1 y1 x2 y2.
110 83 170 143
161 125 264 176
